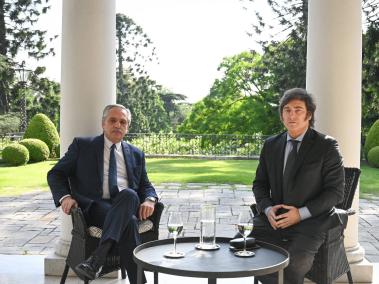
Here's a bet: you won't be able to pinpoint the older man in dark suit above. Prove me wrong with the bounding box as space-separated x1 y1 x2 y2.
251 88 345 284
48 104 157 284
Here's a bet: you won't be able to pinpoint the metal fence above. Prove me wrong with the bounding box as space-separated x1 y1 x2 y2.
0 132 267 159
125 133 266 159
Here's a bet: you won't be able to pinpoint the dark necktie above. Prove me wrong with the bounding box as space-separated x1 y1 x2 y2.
108 144 119 199
282 139 299 199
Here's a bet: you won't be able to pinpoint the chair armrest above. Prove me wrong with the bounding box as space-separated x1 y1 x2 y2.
70 207 88 238
250 204 259 216
150 202 164 232
346 208 356 216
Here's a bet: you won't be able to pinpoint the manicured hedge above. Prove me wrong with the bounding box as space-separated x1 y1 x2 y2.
2 143 29 166
19 138 50 162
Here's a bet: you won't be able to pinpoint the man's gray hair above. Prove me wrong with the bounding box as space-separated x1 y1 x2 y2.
102 104 132 126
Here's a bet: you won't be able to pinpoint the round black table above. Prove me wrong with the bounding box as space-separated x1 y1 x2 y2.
133 237 289 284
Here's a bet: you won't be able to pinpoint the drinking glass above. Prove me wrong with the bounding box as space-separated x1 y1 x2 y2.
197 204 218 250
164 212 185 258
235 210 254 257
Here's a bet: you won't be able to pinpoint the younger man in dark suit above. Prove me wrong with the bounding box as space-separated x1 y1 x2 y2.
48 104 157 284
251 88 345 283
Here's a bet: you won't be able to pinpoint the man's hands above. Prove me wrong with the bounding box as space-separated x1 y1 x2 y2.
61 196 78 215
139 200 155 220
267 204 301 230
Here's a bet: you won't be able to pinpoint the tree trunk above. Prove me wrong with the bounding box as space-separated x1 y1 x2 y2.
0 0 9 114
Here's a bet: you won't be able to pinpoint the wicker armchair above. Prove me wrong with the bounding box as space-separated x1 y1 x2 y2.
252 167 361 284
305 167 360 284
60 201 164 284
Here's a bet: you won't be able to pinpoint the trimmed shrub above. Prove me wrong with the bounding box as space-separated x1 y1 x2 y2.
2 143 29 166
368 146 379 168
0 112 20 134
19 138 50 162
23 113 60 157
364 120 379 158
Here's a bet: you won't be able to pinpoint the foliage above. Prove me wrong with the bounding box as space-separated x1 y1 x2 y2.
23 113 59 157
178 50 290 135
368 146 379 168
0 112 20 133
364 120 379 157
0 0 56 114
159 91 189 131
127 133 264 157
2 143 29 166
0 55 14 114
117 74 171 133
115 13 177 132
19 138 49 162
362 21 379 136
116 13 157 80
7 67 60 130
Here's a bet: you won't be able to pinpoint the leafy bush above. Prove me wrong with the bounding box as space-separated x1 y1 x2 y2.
19 138 50 162
368 146 379 168
23 113 60 157
2 143 29 166
0 112 20 134
364 120 379 158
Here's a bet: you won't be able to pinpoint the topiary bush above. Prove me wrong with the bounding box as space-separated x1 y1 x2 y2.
19 138 50 162
368 146 379 168
364 120 379 158
23 113 60 158
2 143 29 166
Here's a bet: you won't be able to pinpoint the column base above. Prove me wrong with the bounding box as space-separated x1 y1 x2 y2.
346 243 365 263
44 252 118 278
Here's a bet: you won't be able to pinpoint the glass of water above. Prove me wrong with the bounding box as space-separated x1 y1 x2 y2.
235 210 254 257
164 212 185 258
197 204 218 250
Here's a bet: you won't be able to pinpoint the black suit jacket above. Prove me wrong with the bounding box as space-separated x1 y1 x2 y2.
253 128 345 232
47 134 157 211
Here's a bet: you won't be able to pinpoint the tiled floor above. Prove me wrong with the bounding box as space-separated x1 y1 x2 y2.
0 183 379 283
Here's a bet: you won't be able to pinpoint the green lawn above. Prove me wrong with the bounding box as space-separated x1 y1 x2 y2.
147 158 258 184
0 158 378 197
0 160 55 196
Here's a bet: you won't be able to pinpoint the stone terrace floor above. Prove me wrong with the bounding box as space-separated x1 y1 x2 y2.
0 183 378 263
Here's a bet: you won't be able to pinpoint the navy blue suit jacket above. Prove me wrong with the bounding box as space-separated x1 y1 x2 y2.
47 134 157 211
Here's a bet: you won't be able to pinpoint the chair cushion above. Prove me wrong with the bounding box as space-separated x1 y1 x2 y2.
88 220 154 238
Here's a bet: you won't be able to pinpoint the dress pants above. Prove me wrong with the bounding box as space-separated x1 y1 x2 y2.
249 215 326 284
85 188 142 284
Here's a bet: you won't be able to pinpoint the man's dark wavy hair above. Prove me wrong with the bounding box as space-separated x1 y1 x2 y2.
279 88 316 128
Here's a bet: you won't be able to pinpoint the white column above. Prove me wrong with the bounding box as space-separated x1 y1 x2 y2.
45 0 116 276
307 0 372 282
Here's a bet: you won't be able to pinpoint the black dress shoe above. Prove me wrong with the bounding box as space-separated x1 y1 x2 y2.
75 255 103 280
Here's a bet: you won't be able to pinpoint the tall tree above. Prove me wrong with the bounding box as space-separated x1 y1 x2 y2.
117 73 171 133
116 13 157 95
178 51 283 135
159 91 189 130
9 66 60 129
244 0 379 137
0 0 54 114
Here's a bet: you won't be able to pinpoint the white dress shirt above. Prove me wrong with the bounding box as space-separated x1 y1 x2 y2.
102 136 128 199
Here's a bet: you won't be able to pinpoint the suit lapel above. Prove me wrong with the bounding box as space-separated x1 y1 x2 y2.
95 135 104 187
291 128 315 179
121 141 134 187
273 133 287 202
